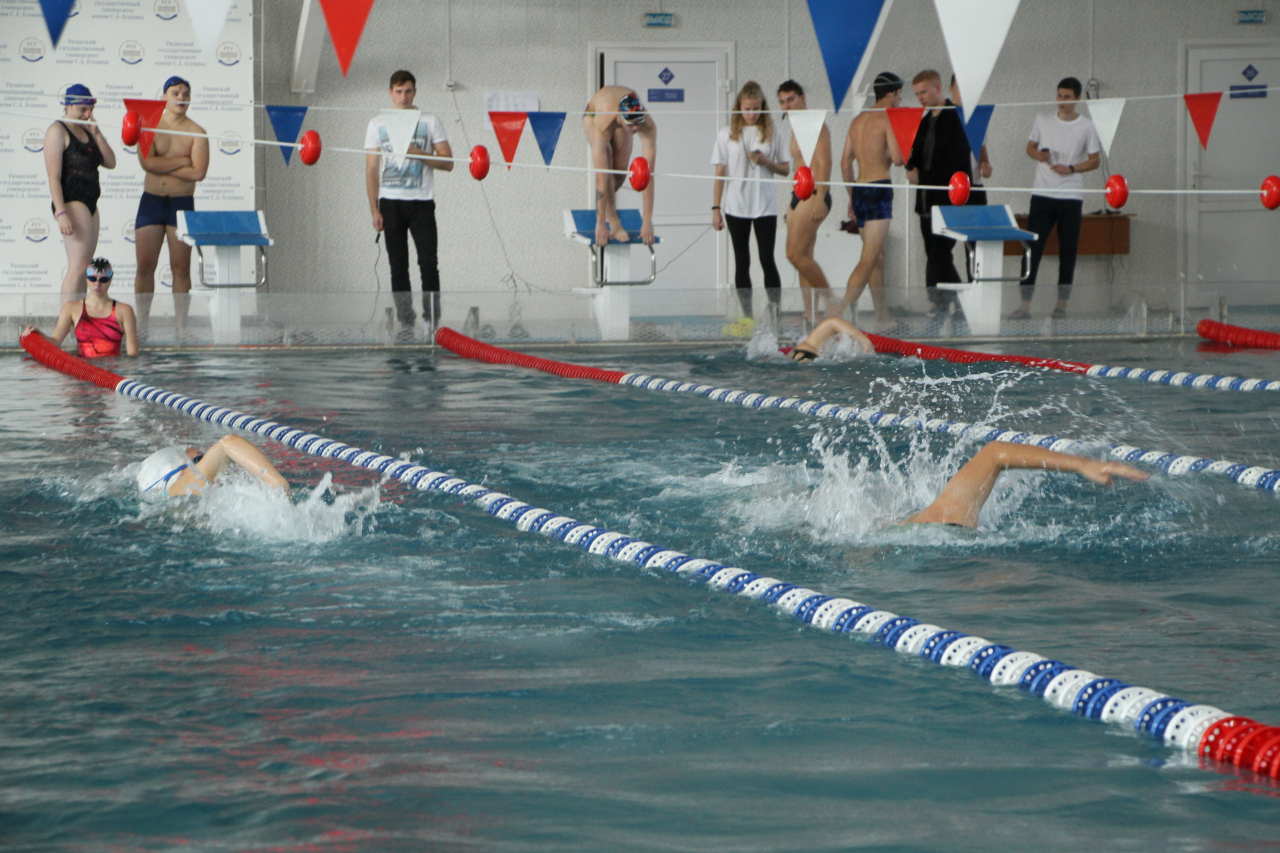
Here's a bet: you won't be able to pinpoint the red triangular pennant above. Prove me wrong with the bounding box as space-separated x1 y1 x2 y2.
317 0 376 76
1184 92 1223 150
886 107 924 163
489 111 528 169
123 98 168 159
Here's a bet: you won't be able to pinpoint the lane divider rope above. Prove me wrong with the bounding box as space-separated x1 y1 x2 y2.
18 330 1280 776
435 329 1280 492
1198 319 1280 351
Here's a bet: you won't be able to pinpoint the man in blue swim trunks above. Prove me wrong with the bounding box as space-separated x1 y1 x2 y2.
828 73 905 328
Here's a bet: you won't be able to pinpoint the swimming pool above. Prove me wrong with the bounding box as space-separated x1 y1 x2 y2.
3 338 1278 850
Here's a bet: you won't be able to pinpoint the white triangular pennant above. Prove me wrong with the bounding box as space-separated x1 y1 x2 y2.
183 0 235 58
788 109 828 167
1086 98 1125 157
381 109 421 166
934 0 1021 116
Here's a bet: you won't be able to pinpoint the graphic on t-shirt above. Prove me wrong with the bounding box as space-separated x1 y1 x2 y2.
378 122 432 191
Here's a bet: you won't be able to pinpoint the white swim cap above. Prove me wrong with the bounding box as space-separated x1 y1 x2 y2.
136 446 190 498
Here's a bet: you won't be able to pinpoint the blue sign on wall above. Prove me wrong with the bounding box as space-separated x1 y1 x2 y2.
645 12 675 27
648 89 684 103
1230 84 1267 99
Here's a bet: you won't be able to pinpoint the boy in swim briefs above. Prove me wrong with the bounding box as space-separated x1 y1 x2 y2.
136 435 289 500
583 86 657 247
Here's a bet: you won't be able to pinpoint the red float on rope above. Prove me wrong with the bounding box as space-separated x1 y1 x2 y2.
121 111 140 147
469 145 490 180
793 166 814 201
948 171 971 206
1105 174 1129 209
1197 319 1280 349
1261 175 1280 211
628 156 651 192
298 129 322 165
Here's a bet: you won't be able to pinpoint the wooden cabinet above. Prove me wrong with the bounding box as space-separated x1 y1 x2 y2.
1003 213 1132 255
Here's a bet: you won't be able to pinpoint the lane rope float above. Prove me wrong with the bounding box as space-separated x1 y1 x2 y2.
18 329 1280 777
435 328 1280 492
1198 319 1280 351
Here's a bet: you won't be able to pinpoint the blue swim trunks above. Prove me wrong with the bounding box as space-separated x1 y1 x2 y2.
135 191 195 229
851 179 893 228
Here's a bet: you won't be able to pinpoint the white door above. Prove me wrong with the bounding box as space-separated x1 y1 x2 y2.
595 45 731 316
1184 42 1280 308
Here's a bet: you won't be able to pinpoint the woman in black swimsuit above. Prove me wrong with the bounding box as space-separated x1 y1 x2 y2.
44 84 116 302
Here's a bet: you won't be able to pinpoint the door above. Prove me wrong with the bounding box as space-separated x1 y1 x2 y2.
594 44 732 316
1184 42 1280 308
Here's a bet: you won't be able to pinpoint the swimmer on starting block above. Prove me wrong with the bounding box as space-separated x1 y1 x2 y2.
136 435 288 500
583 85 656 246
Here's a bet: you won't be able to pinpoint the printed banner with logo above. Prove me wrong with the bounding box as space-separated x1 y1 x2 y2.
0 0 255 295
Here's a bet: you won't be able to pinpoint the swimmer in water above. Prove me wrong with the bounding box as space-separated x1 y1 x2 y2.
137 435 289 499
785 316 873 361
23 257 138 357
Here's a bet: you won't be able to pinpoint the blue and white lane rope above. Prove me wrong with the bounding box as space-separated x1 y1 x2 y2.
614 374 1280 493
110 377 1241 758
1083 364 1280 391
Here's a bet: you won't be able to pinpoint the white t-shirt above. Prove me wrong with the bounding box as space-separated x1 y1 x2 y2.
1028 112 1101 202
365 111 449 201
710 123 789 218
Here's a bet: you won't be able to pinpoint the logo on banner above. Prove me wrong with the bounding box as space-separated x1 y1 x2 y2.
658 67 675 85
218 132 242 154
120 40 145 64
20 38 45 62
122 219 136 243
154 0 179 21
217 42 241 66
1243 64 1260 82
23 129 44 152
24 219 50 242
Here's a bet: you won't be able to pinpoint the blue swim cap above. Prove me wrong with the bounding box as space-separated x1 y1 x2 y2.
63 84 95 106
162 75 190 94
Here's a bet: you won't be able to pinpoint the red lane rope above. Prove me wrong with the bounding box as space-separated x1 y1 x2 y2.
865 333 1093 374
435 327 628 383
20 330 127 391
1197 320 1280 350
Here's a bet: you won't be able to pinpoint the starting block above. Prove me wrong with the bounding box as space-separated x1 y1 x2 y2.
176 210 272 345
565 209 659 341
932 204 1035 335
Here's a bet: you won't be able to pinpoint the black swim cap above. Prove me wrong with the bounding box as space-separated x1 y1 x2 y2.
873 72 903 101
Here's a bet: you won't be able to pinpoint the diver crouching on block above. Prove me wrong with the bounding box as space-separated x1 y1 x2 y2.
137 435 289 499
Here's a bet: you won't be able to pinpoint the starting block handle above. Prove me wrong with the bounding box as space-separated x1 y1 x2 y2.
195 245 269 289
593 244 657 287
964 241 1032 283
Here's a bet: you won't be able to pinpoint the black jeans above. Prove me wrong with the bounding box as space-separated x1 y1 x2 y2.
918 208 961 308
724 213 781 317
1022 195 1083 303
380 197 441 326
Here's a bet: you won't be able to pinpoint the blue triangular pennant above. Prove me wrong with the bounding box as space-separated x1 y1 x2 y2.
40 0 76 47
957 104 994 160
526 111 566 166
805 0 890 111
265 105 308 165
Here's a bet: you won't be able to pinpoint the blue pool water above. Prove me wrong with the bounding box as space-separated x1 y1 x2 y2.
2 338 1279 850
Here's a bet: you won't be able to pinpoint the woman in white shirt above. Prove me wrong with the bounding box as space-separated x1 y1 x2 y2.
711 82 790 326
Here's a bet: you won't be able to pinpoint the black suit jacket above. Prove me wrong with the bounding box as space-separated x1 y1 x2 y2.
906 100 974 214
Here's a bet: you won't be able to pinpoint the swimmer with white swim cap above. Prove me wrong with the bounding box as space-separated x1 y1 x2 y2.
137 434 288 499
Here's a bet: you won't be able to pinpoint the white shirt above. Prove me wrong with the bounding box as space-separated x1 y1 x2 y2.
1028 112 1101 202
710 124 789 218
365 111 448 201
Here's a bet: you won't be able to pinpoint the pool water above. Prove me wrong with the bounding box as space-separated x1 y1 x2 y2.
2 338 1279 851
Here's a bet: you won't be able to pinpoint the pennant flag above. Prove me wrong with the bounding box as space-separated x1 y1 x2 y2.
1085 98 1124 157
526 111 566 166
265 105 308 165
317 0 376 75
39 0 76 47
183 0 234 57
489 111 528 169
957 103 994 160
934 0 1021 117
1184 92 1223 150
380 108 420 166
122 98 168 159
805 0 894 111
787 110 827 167
886 107 924 162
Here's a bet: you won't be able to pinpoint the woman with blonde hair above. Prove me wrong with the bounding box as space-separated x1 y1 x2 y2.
711 82 790 331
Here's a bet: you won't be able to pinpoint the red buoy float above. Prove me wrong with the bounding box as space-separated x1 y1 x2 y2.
1105 173 1129 209
793 165 814 201
469 145 490 180
298 129 321 165
628 156 651 192
948 171 971 206
1261 175 1280 211
121 110 140 146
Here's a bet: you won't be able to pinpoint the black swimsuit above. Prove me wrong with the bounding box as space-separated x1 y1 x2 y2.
52 121 103 216
790 190 832 211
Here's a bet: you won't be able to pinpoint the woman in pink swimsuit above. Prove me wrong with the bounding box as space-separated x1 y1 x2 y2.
32 257 138 357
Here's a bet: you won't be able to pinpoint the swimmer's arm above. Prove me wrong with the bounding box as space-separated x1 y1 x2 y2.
795 317 872 356
811 126 832 185
49 302 78 347
139 148 191 174
840 122 857 197
166 132 209 182
118 302 139 356
639 123 656 245
196 435 289 492
886 120 904 168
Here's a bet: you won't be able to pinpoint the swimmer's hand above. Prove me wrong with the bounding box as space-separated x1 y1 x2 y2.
640 219 654 246
20 325 37 339
1077 459 1150 487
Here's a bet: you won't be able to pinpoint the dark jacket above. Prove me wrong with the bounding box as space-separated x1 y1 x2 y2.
906 99 973 214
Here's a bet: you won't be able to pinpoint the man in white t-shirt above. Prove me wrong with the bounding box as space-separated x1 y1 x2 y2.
365 70 453 339
1010 77 1101 320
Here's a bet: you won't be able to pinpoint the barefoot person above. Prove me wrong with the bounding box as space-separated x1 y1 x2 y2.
136 434 289 500
828 72 905 327
583 86 656 246
44 84 116 303
777 80 834 325
133 76 208 338
25 257 138 357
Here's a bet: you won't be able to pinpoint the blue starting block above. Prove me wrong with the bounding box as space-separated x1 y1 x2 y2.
931 204 1036 334
565 208 660 340
177 210 272 345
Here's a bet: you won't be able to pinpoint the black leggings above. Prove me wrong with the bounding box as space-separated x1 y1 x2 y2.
724 213 781 316
918 210 961 308
1022 195 1083 302
380 197 441 325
